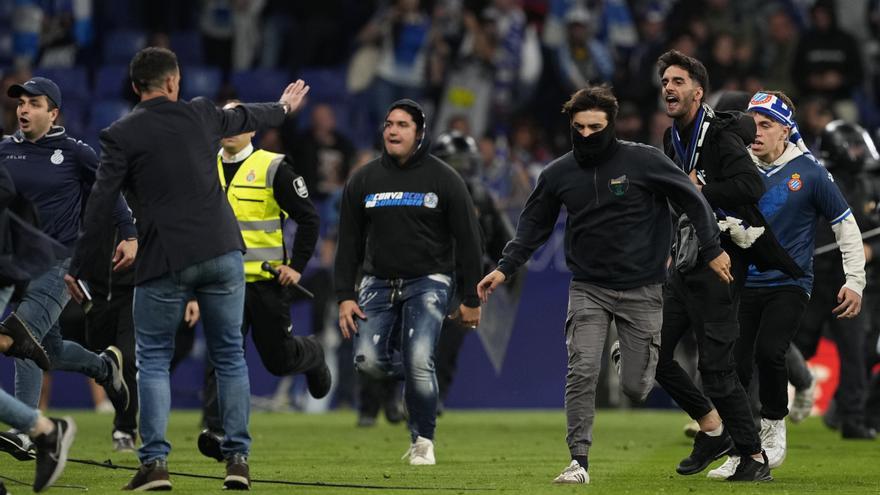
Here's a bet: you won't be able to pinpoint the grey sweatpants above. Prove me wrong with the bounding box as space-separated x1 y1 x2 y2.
565 281 663 456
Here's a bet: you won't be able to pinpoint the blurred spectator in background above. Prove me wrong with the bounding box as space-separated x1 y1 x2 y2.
358 0 433 126
435 8 496 140
615 101 646 143
199 0 234 73
792 0 863 121
289 103 355 201
508 117 549 199
705 31 742 91
554 7 614 94
757 7 800 97
482 0 542 128
798 96 837 152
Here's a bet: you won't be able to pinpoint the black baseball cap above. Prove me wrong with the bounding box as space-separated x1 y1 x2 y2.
7 77 62 108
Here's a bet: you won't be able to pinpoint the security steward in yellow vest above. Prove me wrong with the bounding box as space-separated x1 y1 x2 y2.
197 101 329 462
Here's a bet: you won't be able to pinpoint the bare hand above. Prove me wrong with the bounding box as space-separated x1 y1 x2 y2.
450 304 481 328
113 239 138 272
708 251 734 284
276 265 302 286
833 287 862 319
63 274 85 304
688 170 703 191
278 80 310 114
865 243 873 263
184 300 200 328
338 299 367 339
477 270 506 303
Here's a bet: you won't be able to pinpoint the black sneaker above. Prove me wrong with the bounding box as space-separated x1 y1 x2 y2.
99 346 130 412
224 453 250 490
123 458 172 491
727 450 773 482
841 419 877 440
0 430 36 461
197 429 224 462
305 337 332 399
676 430 734 475
0 313 50 370
357 415 377 427
32 416 76 493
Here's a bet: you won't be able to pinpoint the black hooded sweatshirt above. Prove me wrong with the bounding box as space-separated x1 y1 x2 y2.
497 123 722 290
334 100 483 307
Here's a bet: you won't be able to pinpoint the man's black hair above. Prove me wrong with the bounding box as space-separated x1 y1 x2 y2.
657 50 710 97
130 47 179 93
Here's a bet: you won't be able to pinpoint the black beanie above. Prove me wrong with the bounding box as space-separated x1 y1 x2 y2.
387 98 426 133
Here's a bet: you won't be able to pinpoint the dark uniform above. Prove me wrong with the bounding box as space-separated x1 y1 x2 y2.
198 145 328 459
795 121 879 439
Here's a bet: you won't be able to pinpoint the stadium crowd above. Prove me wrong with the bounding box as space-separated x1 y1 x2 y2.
0 0 879 490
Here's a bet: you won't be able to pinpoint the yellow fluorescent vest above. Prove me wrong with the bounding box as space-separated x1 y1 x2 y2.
218 149 286 282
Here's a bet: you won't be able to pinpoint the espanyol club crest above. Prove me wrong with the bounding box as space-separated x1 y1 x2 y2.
787 173 802 192
246 169 256 182
293 176 309 198
50 149 64 165
750 93 772 105
423 192 438 208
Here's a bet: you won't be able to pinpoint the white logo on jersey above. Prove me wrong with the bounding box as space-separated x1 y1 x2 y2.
293 176 309 198
423 192 438 208
50 149 64 165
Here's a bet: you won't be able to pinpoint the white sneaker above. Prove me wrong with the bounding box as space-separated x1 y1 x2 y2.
760 418 786 468
789 375 817 423
610 340 621 376
707 455 740 479
401 436 435 465
552 460 589 484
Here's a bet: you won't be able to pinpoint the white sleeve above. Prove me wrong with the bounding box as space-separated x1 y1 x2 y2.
830 214 867 295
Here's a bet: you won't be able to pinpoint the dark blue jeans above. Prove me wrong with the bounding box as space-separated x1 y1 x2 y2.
354 274 452 441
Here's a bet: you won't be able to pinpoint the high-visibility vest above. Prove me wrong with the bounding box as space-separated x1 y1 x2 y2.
218 149 286 282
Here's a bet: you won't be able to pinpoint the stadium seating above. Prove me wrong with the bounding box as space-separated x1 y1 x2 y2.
103 29 146 65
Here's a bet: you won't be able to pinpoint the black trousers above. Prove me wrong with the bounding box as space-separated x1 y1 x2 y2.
736 286 810 420
435 318 470 403
655 250 762 456
795 275 869 422
204 280 324 431
85 289 139 436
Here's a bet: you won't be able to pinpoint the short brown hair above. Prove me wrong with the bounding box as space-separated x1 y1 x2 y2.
562 85 619 122
657 50 710 99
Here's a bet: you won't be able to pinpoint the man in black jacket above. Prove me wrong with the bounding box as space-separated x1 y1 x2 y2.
335 99 483 466
478 86 727 484
653 50 795 482
65 47 309 490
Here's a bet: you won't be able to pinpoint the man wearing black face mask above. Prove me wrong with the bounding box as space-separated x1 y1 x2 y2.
478 86 728 484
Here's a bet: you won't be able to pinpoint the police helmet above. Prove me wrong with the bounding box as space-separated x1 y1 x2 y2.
819 120 880 173
433 131 481 177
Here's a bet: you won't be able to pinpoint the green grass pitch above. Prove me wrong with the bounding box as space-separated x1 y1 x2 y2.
1 409 878 494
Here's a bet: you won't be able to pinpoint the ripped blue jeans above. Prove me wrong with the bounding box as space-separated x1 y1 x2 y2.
354 273 452 441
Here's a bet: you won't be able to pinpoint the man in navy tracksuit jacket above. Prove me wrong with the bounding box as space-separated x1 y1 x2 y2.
0 77 133 460
478 86 728 484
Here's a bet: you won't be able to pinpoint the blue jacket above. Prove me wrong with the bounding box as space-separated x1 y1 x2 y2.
0 126 136 250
